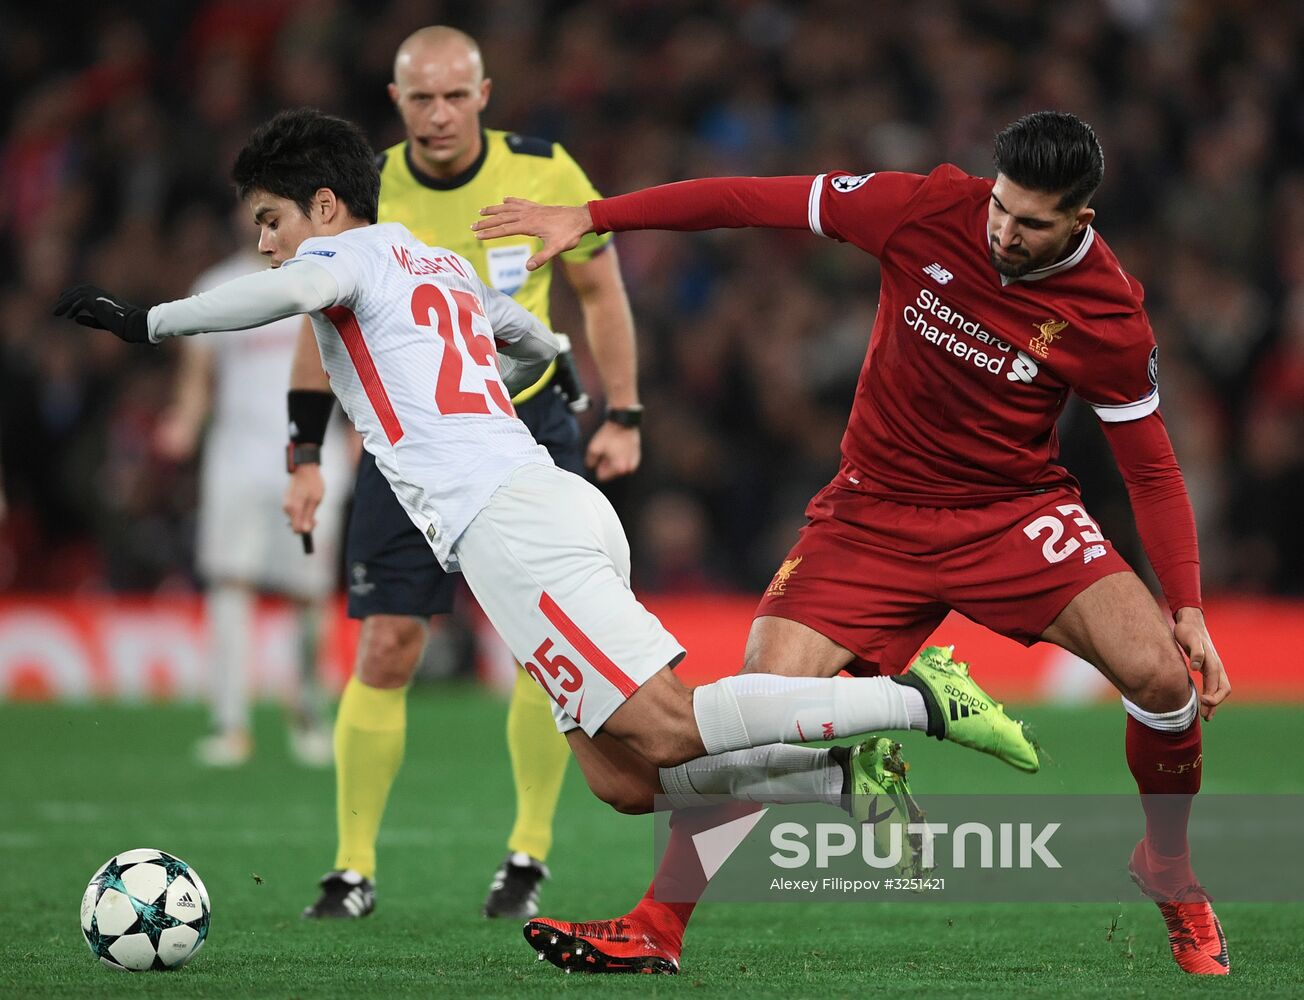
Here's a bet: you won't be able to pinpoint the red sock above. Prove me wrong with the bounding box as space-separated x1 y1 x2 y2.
1125 713 1202 891
631 801 763 945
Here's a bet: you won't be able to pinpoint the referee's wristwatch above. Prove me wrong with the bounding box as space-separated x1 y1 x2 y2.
605 405 643 429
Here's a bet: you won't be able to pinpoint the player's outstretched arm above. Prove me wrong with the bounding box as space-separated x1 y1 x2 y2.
473 198 594 272
53 262 342 344
475 177 817 270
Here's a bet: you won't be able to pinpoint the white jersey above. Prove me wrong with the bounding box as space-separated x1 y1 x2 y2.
286 223 553 567
145 222 670 733
190 251 350 493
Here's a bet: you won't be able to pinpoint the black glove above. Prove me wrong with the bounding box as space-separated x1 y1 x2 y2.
53 285 151 344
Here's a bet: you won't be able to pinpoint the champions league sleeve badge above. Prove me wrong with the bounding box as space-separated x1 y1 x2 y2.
831 173 875 194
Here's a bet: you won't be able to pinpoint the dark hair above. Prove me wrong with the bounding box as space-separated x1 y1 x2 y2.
993 111 1104 211
233 108 379 223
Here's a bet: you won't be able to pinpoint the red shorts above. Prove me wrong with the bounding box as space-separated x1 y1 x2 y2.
753 477 1131 675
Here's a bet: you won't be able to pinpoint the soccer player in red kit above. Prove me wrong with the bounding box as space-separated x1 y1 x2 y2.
475 111 1232 977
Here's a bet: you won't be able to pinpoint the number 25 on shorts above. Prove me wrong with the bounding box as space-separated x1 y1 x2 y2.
523 638 584 715
1022 502 1106 564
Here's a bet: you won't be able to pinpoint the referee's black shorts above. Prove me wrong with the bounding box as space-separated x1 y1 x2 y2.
344 388 585 619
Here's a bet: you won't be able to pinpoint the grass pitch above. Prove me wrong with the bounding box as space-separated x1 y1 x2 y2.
1 688 1301 998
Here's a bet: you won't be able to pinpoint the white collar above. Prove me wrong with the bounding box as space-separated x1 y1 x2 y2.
998 226 1095 286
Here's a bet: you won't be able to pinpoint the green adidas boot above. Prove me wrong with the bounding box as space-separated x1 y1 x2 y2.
892 645 1040 773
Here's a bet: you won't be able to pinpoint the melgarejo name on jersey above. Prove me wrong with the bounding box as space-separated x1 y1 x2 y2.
903 288 1032 381
390 244 469 279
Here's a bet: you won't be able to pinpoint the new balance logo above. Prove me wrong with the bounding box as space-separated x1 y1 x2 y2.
1083 544 1107 564
175 892 196 909
949 698 980 721
923 263 954 284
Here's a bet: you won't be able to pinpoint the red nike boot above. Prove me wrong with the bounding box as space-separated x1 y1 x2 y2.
524 902 682 975
1128 840 1229 975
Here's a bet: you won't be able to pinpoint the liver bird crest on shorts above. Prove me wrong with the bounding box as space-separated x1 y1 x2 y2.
766 556 803 597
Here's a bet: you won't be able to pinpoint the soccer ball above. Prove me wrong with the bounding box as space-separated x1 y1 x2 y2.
79 849 210 971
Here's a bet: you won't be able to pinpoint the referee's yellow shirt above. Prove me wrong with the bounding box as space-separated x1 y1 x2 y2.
376 129 611 403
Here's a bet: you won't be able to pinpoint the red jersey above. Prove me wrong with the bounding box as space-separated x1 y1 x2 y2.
587 167 1200 610
810 165 1158 505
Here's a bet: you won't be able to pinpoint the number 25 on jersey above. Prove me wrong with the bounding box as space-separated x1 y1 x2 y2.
411 284 515 417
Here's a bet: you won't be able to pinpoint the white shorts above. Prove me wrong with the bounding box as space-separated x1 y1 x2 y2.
453 463 685 736
197 481 344 600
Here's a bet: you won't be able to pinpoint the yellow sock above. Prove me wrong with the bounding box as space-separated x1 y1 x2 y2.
332 677 407 880
505 666 571 861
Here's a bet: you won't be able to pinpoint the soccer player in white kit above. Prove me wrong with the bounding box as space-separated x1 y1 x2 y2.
55 111 1040 912
155 243 352 766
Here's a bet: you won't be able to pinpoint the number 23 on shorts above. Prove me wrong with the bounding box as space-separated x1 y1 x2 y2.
1021 502 1107 564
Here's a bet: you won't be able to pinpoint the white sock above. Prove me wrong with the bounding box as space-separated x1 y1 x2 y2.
659 746 843 809
693 674 928 755
1122 683 1198 732
902 685 930 730
208 583 253 735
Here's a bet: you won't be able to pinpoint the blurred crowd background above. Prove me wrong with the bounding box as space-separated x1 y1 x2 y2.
2 0 1302 599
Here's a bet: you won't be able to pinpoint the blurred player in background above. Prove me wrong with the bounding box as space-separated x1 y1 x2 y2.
281 27 643 920
476 110 1233 977
155 239 353 767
